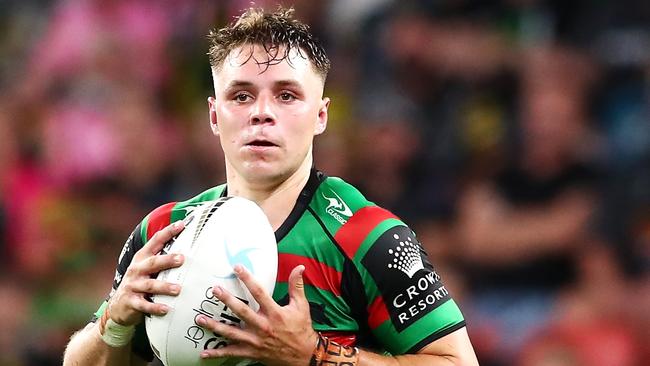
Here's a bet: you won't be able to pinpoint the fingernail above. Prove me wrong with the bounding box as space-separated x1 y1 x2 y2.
173 221 183 229
201 351 210 358
233 265 243 274
170 285 180 294
213 286 222 297
298 265 305 275
197 316 206 325
160 306 169 314
174 254 183 264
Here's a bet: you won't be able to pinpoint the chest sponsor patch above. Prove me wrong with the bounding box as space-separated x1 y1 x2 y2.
362 225 451 331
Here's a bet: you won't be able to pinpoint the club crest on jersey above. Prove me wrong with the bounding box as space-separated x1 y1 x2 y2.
322 191 352 224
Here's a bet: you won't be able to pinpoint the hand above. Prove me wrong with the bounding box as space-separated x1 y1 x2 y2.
197 264 318 366
106 221 186 326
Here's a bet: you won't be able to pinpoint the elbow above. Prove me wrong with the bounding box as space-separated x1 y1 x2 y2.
457 355 480 366
62 324 93 366
442 352 479 366
62 332 80 366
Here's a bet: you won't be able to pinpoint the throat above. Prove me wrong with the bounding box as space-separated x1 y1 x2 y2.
227 167 311 231
256 175 309 231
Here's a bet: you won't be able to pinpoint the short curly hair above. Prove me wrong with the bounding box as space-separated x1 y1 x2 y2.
207 7 330 81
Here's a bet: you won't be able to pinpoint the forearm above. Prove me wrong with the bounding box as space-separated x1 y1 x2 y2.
312 329 478 366
359 350 462 366
63 322 136 366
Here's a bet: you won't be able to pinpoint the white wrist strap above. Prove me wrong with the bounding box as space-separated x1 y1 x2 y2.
100 318 135 347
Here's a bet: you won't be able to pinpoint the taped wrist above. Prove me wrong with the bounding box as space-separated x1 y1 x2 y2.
99 307 135 347
309 332 359 366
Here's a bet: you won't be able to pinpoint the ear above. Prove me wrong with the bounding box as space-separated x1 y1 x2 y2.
207 97 219 136
314 97 330 136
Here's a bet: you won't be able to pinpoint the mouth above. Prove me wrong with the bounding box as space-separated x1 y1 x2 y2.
244 139 279 149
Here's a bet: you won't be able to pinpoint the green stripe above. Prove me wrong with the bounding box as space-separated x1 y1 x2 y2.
310 177 373 240
170 201 185 224
372 300 464 355
140 216 150 244
354 218 403 261
278 214 346 272
170 186 226 224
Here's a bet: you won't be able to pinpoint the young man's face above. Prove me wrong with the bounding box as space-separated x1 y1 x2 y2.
209 44 329 186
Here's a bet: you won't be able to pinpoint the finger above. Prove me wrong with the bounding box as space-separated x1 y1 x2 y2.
287 265 308 308
142 253 184 274
233 265 276 310
200 342 253 360
196 315 258 347
129 278 181 296
129 296 170 316
212 285 261 326
140 220 185 258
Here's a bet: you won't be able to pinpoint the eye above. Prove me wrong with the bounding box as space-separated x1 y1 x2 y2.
279 92 296 102
234 93 252 102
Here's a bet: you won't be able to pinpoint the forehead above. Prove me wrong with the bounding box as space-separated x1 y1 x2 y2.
213 44 320 85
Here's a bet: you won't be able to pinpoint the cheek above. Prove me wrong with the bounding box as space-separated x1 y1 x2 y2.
216 109 243 141
288 125 317 156
288 107 319 136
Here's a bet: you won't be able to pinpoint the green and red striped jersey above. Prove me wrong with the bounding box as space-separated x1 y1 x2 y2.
94 169 465 363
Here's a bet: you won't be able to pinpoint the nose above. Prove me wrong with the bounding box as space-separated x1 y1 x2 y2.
250 94 276 125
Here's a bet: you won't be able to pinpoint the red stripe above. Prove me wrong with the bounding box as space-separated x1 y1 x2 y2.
146 202 176 241
277 253 342 296
367 295 390 329
334 206 398 259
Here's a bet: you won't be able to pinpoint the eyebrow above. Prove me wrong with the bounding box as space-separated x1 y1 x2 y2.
274 79 302 89
224 79 303 92
224 80 255 92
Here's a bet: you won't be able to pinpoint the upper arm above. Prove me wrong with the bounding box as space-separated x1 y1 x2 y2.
345 219 467 354
417 327 478 365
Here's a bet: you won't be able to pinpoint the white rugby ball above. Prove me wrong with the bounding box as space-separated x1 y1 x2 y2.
145 196 277 366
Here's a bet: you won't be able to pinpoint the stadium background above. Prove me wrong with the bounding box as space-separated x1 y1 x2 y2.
0 0 648 365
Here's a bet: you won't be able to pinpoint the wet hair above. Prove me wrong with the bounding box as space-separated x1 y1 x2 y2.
207 7 330 80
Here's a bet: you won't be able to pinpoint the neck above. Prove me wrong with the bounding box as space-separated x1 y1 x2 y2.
225 160 312 231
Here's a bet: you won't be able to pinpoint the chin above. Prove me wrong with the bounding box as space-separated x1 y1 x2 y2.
241 162 290 185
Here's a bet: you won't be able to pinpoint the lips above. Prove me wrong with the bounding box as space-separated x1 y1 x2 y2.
245 137 278 147
247 140 277 147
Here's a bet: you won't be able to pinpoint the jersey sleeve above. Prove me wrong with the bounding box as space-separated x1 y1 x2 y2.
336 206 466 355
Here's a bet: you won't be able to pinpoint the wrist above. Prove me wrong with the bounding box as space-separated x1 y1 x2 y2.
309 332 359 366
99 306 135 348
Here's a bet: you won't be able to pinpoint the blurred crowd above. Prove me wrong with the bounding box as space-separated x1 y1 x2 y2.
0 0 648 365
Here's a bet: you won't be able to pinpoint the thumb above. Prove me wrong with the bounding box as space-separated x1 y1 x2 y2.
288 265 308 308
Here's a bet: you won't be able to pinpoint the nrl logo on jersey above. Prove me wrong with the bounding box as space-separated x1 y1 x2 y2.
322 191 353 224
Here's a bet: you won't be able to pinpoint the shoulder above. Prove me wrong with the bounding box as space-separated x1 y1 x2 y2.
312 174 378 222
142 184 226 242
311 174 404 259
